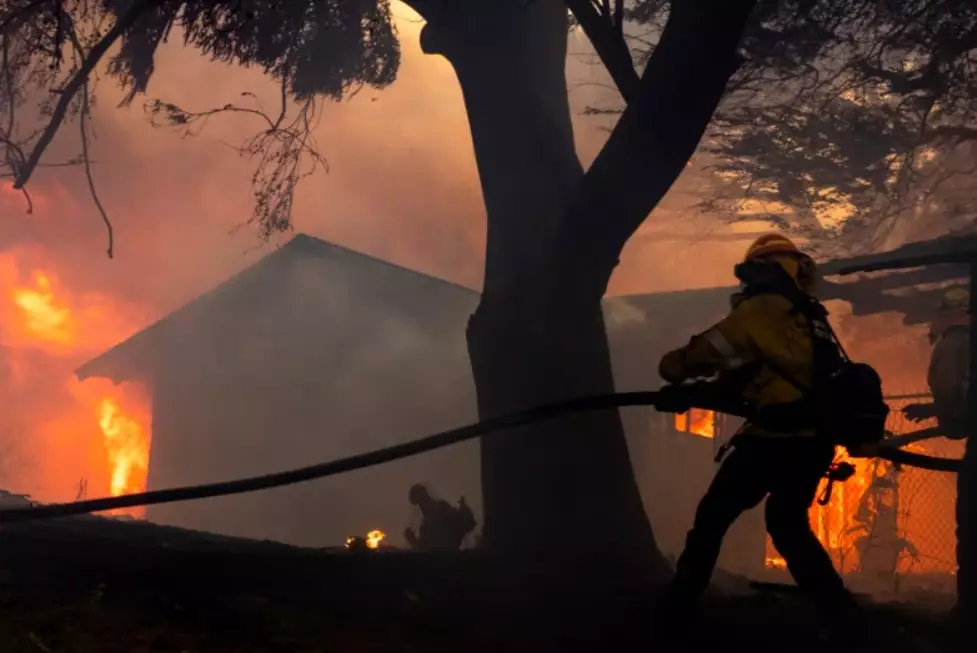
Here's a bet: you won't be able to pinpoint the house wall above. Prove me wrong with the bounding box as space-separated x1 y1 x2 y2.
146 253 482 548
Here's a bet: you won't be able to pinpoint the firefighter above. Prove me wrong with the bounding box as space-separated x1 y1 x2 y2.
403 484 476 552
904 287 970 437
904 288 973 622
657 234 857 624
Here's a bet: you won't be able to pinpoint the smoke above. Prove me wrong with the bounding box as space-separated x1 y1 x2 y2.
129 245 481 547
0 6 750 540
829 300 933 395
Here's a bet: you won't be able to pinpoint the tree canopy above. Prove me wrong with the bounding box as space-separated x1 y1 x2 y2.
619 0 977 257
8 1 973 260
0 0 402 254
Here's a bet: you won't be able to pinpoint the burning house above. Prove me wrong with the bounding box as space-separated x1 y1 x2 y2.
76 234 483 548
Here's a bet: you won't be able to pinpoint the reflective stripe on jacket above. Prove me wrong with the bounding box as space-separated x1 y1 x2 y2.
658 293 817 439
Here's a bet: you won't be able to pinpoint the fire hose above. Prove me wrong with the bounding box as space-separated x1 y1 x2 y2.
0 391 962 525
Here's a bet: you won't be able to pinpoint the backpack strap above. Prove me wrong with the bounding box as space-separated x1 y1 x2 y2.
738 287 819 396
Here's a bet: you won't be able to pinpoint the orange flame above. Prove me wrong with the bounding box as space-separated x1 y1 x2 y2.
366 529 386 549
346 530 386 550
675 409 716 439
0 250 153 513
761 307 955 576
98 398 150 500
12 273 75 344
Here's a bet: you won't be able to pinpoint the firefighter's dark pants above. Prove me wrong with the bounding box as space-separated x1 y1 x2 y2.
958 436 975 615
665 436 851 612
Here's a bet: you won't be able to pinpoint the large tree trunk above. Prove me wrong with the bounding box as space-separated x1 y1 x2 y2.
417 0 666 590
414 0 757 607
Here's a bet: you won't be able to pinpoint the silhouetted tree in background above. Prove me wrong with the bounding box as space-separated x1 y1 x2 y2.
620 0 977 258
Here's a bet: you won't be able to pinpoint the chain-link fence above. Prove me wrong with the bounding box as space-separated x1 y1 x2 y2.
765 392 962 594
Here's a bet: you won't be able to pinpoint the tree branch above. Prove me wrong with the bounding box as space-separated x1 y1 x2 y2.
80 81 113 258
53 1 116 258
565 0 640 103
551 0 758 301
144 82 329 238
13 0 159 190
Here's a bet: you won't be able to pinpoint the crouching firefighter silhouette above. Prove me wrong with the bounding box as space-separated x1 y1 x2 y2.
656 234 889 628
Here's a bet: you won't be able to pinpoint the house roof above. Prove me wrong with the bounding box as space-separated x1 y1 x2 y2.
610 233 974 327
77 233 737 386
75 234 479 384
819 232 973 324
831 231 977 274
78 231 975 385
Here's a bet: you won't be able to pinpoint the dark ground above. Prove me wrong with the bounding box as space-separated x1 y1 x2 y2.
0 515 968 652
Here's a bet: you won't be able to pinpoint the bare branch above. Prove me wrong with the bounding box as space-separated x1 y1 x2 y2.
80 81 112 258
144 83 329 239
51 1 115 258
13 0 158 190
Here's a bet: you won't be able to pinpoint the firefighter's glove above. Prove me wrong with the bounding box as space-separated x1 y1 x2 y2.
655 384 695 414
902 403 935 423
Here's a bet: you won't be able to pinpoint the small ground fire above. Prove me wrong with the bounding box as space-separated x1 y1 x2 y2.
346 530 387 551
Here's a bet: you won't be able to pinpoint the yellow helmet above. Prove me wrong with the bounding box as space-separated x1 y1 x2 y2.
938 287 969 313
743 234 802 262
739 233 816 292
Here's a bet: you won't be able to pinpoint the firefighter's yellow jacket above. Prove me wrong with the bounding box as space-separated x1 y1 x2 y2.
658 292 817 438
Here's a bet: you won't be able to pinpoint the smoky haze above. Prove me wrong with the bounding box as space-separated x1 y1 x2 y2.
91 238 481 548
1 6 896 550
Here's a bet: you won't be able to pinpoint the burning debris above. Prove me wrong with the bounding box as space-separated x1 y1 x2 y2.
366 529 386 549
345 530 386 552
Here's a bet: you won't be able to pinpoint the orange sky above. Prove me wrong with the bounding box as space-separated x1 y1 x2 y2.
2 8 745 313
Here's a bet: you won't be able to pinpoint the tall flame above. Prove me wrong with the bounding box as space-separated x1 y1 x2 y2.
0 249 153 515
98 398 150 499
